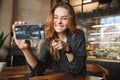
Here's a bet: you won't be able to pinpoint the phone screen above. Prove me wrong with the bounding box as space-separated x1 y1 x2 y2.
15 24 44 40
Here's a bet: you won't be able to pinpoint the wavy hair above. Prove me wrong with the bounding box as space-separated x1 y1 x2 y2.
45 2 77 40
44 2 78 60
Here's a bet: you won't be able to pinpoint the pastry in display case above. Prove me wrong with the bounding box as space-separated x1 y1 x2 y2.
86 15 120 60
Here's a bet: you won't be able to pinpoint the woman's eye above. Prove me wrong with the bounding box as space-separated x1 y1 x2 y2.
54 16 58 19
62 17 67 20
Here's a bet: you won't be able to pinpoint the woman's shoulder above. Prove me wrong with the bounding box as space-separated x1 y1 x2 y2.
76 29 84 33
70 29 85 40
74 29 85 37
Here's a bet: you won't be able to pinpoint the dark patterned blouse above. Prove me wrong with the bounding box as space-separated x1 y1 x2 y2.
29 30 87 76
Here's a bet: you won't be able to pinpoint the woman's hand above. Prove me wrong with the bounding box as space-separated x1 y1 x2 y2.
12 21 31 50
51 39 69 52
52 39 74 62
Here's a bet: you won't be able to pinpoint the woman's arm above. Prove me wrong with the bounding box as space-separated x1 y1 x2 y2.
66 30 87 75
12 21 51 76
12 21 38 68
72 30 86 57
30 41 51 76
22 48 38 68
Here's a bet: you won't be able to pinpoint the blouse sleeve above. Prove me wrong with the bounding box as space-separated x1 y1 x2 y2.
67 30 87 75
29 41 51 76
72 30 86 57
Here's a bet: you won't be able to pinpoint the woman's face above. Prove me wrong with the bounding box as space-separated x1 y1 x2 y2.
53 7 69 33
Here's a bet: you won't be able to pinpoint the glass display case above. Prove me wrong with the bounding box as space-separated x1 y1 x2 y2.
85 15 120 60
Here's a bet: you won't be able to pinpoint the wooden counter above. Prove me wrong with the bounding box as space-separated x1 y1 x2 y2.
87 57 120 63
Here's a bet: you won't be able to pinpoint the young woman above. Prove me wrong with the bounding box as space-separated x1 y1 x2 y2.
12 2 87 76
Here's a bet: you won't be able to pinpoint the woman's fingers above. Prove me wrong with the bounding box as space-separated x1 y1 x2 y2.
14 21 26 25
11 21 32 50
12 21 26 39
17 21 26 24
52 39 65 50
54 43 63 49
51 39 59 46
12 24 16 39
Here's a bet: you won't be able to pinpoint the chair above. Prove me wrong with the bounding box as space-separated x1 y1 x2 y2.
86 64 109 80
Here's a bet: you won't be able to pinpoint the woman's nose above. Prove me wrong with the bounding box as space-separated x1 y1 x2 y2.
57 18 62 24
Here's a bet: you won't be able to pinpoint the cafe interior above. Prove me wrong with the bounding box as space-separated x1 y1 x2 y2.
0 0 120 80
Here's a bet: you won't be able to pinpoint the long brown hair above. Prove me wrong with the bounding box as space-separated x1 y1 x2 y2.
44 2 78 60
45 2 77 40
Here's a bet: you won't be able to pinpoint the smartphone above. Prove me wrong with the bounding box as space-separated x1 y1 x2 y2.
15 23 44 40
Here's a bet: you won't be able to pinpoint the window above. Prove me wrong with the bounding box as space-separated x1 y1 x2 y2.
83 0 92 3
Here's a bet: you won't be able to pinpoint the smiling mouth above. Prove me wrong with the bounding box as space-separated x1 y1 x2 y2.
55 24 64 27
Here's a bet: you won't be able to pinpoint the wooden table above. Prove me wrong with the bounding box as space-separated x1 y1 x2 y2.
0 66 30 80
0 66 102 80
30 72 103 80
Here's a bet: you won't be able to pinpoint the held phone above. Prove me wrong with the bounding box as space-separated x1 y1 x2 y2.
15 23 44 40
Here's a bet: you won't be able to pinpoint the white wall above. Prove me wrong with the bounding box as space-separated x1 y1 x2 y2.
0 0 13 61
12 0 50 23
0 0 51 61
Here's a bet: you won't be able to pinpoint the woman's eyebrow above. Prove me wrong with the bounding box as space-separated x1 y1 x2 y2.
54 14 68 17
